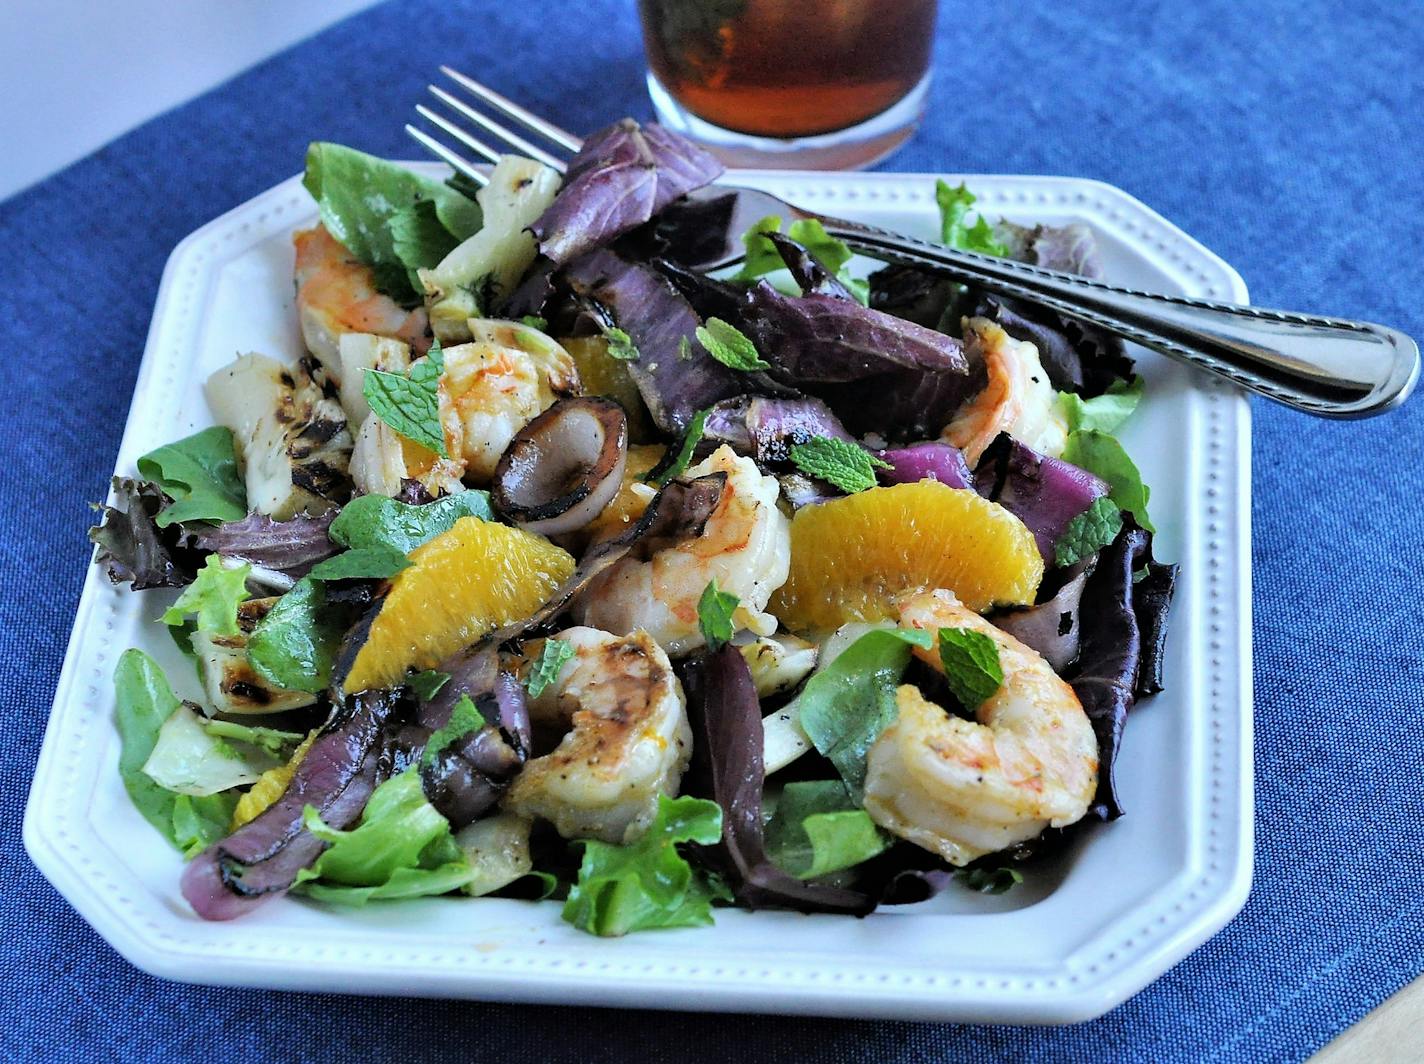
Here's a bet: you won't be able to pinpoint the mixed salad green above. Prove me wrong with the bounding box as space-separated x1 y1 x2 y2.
89 119 1176 934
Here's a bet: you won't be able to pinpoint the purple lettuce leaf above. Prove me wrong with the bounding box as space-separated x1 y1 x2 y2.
992 559 1096 674
974 292 1134 397
866 263 958 329
182 510 338 578
681 646 873 915
532 119 723 265
973 433 1109 561
993 221 1106 278
89 477 201 590
1133 557 1178 696
1069 520 1176 820
180 690 399 920
874 441 973 489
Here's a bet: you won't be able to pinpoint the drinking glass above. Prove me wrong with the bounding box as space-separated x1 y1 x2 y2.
638 0 937 169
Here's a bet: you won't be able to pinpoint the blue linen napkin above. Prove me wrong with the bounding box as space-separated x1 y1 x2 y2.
1 1 1421 1060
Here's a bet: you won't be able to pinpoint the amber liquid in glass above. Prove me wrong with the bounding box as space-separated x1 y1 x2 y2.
639 0 936 139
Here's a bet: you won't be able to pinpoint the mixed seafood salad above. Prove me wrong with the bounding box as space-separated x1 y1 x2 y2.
89 119 1176 934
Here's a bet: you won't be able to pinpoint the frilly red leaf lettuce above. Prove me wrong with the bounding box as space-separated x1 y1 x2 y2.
89 477 201 589
1069 520 1176 820
681 646 873 914
532 119 723 265
182 509 338 578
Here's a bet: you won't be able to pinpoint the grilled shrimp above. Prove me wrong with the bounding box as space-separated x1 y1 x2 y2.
438 320 579 484
293 225 430 376
941 317 1067 466
861 589 1098 865
503 627 691 844
575 446 791 656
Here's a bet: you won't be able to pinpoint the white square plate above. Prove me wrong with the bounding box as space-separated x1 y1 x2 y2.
25 169 1252 1023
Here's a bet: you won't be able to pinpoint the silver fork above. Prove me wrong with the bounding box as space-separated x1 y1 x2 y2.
409 66 1419 419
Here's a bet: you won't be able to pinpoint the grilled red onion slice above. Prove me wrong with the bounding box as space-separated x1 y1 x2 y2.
492 397 628 536
180 690 396 921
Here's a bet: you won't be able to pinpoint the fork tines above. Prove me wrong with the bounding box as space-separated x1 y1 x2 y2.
408 67 584 186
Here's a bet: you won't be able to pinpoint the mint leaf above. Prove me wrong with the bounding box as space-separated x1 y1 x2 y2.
788 436 890 494
421 695 487 768
698 579 740 652
136 426 247 527
294 768 473 904
407 669 450 701
696 317 769 372
562 794 728 937
601 326 640 362
1062 429 1154 532
1060 376 1143 434
160 554 250 635
764 781 890 879
937 628 1003 711
642 406 711 486
364 341 449 458
328 489 493 554
247 576 354 694
307 544 411 581
113 650 234 856
793 628 934 798
957 866 1024 894
1054 496 1123 568
935 180 1009 256
526 638 574 699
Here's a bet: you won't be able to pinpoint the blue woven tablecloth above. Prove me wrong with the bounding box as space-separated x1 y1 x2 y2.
4 1 1421 1060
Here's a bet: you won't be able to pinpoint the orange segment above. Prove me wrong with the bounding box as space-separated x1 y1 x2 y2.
231 730 317 829
770 481 1043 632
342 516 574 693
562 335 654 442
583 443 666 544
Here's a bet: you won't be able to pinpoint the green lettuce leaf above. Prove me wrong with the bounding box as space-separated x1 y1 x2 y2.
294 768 473 905
246 576 355 693
793 628 933 798
935 180 1010 256
764 781 890 878
302 142 482 303
734 215 870 303
562 794 729 937
641 406 712 486
306 544 411 581
136 426 246 527
1060 376 1143 434
160 554 250 634
112 650 234 857
328 487 493 554
1062 429 1154 532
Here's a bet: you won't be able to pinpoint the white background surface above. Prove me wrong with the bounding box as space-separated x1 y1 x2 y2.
0 0 382 201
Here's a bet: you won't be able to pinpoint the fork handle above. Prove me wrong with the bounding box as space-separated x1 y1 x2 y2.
820 219 1419 418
